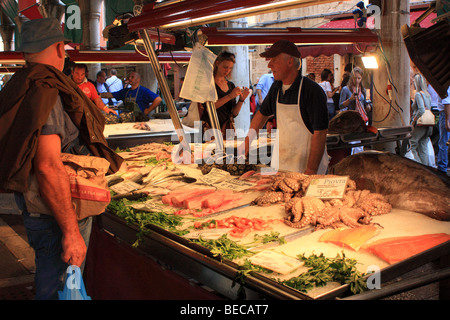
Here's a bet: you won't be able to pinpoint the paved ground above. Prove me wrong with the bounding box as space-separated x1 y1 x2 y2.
0 214 35 300
0 213 444 300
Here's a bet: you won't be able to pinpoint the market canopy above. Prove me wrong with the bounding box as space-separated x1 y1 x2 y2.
298 8 438 58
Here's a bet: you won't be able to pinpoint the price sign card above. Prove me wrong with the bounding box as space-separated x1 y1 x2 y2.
199 168 231 185
109 180 143 195
305 176 348 199
249 251 304 275
214 178 255 192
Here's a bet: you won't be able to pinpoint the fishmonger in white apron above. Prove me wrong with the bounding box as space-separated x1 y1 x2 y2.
271 78 329 174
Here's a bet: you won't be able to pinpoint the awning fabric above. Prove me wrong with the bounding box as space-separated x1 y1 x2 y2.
300 9 437 57
320 9 437 29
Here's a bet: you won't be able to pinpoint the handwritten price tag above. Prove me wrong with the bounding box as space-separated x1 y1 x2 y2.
305 176 348 199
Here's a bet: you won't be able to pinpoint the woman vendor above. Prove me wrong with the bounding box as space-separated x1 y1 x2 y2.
199 51 251 139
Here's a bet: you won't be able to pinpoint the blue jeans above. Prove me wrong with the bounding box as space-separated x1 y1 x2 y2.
327 103 336 121
437 110 450 173
15 193 92 300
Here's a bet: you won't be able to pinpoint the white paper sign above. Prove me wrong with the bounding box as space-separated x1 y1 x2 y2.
109 180 143 195
249 251 303 275
214 178 255 192
305 176 348 199
179 43 218 103
199 168 231 185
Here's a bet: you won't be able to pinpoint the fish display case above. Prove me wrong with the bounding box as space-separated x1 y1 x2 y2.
83 143 450 300
86 201 450 300
104 119 199 150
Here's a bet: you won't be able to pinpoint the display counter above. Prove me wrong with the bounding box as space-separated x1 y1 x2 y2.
83 144 450 300
104 119 198 149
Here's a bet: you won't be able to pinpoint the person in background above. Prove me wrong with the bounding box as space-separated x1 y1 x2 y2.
101 71 162 120
95 70 112 106
256 71 275 131
71 64 116 115
240 40 329 174
428 84 449 174
338 67 371 121
0 18 122 299
340 63 353 88
410 74 433 166
318 68 340 121
105 69 123 105
255 71 274 111
333 63 353 113
441 85 450 174
198 51 251 138
306 73 316 81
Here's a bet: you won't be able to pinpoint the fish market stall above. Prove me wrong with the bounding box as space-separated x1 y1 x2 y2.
83 142 450 300
104 119 199 149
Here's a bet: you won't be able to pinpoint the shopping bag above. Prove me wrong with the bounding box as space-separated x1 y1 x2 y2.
179 43 218 103
24 153 111 220
417 109 435 126
416 92 435 126
58 265 91 300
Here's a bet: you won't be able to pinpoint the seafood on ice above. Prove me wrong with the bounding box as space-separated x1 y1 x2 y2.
330 151 450 221
252 172 392 229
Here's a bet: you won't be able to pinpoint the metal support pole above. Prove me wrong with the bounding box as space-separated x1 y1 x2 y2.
205 101 224 157
139 29 190 156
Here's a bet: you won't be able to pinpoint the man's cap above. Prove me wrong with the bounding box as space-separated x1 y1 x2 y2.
18 18 71 53
260 39 301 59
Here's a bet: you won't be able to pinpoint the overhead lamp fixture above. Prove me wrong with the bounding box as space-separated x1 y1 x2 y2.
362 55 379 69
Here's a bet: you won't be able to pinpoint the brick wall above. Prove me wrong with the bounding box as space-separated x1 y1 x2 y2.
305 55 335 82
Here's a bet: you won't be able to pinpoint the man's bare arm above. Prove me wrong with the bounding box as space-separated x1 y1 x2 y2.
33 134 87 267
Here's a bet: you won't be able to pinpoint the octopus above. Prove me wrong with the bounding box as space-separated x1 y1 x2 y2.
284 196 327 228
252 191 284 206
253 171 392 230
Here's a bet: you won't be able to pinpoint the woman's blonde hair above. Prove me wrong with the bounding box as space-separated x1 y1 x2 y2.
413 73 430 98
347 66 365 93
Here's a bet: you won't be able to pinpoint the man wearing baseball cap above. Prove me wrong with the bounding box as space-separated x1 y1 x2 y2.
240 39 329 174
0 18 122 299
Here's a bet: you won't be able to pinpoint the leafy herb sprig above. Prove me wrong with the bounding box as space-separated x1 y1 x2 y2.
107 198 188 247
281 252 367 294
192 234 252 261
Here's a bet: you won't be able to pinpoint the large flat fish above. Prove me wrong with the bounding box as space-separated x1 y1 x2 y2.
329 151 450 221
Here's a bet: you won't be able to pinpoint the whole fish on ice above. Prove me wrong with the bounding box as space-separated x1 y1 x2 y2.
329 151 450 221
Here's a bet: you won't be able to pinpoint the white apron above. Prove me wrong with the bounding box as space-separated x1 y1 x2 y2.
271 78 329 174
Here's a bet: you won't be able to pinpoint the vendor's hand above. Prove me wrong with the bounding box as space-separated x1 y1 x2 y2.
230 87 242 99
239 87 251 101
105 107 117 115
350 93 357 101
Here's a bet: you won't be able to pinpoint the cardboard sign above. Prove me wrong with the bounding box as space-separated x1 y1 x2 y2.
305 176 348 199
